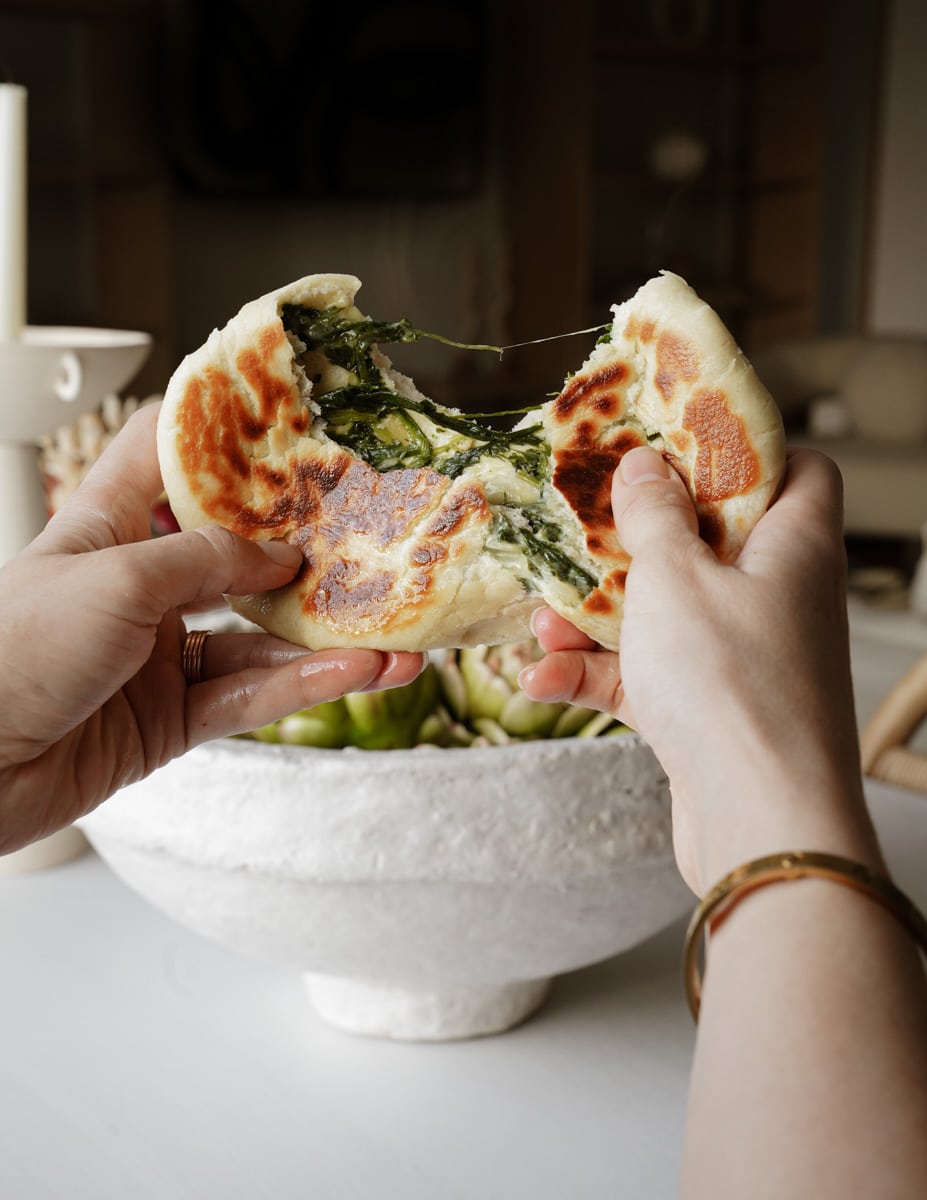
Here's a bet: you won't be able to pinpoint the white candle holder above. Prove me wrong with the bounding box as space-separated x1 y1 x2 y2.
0 324 151 873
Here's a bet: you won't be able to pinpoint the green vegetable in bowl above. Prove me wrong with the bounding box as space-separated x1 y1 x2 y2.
244 638 624 750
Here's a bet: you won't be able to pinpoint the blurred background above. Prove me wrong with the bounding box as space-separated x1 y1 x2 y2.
2 0 909 389
3 0 926 582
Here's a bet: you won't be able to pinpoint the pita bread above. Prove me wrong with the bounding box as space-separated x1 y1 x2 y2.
531 272 786 646
158 271 784 651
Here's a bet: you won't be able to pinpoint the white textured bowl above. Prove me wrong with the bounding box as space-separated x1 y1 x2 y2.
80 734 691 1040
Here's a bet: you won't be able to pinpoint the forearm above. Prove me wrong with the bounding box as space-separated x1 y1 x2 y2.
524 446 927 1192
682 871 927 1199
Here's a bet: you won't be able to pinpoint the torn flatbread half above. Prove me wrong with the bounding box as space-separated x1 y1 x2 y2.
157 271 785 651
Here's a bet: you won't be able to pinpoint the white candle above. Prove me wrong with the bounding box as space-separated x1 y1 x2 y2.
0 83 27 342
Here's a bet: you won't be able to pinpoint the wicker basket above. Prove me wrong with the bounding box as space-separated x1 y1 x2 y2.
861 653 927 794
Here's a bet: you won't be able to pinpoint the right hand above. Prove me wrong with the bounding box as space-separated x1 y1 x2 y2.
520 446 881 893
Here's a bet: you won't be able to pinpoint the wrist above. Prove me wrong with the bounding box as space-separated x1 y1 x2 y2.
680 770 884 894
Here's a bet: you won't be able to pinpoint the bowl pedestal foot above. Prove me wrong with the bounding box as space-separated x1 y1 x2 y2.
0 826 89 875
303 973 551 1041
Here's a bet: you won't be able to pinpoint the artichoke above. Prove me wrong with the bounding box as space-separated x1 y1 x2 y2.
438 642 617 744
249 664 440 751
244 638 623 750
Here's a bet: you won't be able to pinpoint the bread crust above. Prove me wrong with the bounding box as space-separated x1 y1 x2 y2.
158 271 784 652
158 274 539 650
535 272 785 646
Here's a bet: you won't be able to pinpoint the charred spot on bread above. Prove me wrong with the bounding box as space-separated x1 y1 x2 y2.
158 271 785 652
552 362 628 421
683 390 761 501
582 589 614 616
653 330 701 405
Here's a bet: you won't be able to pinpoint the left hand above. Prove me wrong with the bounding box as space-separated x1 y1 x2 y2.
0 404 425 854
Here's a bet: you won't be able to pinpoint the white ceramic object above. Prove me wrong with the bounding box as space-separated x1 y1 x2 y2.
80 733 691 1041
0 825 90 876
0 326 152 871
0 326 152 567
0 325 152 443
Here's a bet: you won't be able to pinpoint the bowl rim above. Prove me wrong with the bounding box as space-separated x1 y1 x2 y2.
224 726 647 764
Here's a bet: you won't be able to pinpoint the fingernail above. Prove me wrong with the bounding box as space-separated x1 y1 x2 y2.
360 651 427 691
376 651 402 683
517 665 537 688
619 446 671 486
258 539 303 567
519 665 568 702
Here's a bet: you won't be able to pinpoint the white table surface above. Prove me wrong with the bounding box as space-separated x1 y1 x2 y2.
1 776 925 1200
3 603 926 1200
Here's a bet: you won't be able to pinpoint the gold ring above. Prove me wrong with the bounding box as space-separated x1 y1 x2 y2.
181 628 212 686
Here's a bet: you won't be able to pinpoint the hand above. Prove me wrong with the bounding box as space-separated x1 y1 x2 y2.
0 404 425 855
520 445 880 892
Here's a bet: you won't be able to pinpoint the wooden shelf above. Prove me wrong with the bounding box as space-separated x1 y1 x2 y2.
596 36 824 66
29 162 163 188
578 0 839 350
0 0 146 18
594 168 821 197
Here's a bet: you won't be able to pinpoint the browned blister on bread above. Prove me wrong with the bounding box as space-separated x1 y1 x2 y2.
528 273 785 646
159 274 538 650
158 271 785 652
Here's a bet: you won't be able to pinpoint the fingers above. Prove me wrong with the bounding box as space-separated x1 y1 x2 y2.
778 447 844 521
737 447 845 573
518 648 634 726
610 445 703 561
530 607 598 653
199 631 319 676
522 446 706 725
184 648 427 745
109 527 303 626
198 630 426 689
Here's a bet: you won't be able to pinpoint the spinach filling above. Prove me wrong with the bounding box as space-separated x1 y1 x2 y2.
313 383 549 483
493 509 597 596
282 304 503 387
320 391 434 472
281 303 596 596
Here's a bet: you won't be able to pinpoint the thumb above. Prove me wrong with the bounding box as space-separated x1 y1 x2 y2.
112 526 302 623
611 446 701 559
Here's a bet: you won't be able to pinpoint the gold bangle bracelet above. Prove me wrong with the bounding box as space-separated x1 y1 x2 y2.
683 850 927 1022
